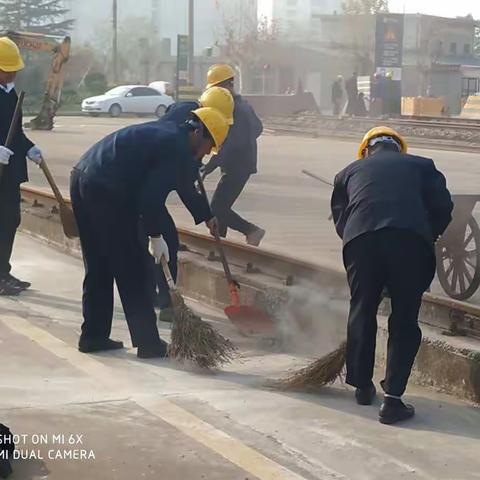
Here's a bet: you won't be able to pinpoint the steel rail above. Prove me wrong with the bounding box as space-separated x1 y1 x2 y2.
19 185 480 338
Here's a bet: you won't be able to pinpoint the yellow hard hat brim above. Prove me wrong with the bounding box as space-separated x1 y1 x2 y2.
1 56 24 72
205 76 234 90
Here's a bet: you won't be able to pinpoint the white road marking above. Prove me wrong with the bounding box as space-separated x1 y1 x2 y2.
1 315 316 480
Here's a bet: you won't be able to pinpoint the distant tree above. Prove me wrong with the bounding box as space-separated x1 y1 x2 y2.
215 2 278 92
0 0 74 36
342 0 389 15
91 16 155 84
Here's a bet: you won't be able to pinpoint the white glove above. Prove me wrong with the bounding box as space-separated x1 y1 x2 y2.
149 236 170 263
27 145 43 165
0 146 13 165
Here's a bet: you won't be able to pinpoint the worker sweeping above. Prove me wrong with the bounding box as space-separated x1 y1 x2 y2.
70 108 228 359
0 37 44 295
331 127 453 424
202 64 265 247
149 86 235 322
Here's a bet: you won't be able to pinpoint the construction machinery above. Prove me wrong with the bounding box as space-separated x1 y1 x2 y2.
5 31 71 130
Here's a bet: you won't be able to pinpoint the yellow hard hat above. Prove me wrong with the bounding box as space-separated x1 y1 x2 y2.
357 126 407 159
199 86 234 125
192 107 230 154
205 64 235 89
0 37 24 72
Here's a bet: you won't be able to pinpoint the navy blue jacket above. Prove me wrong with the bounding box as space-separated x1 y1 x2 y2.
205 95 262 176
0 88 34 186
163 101 199 124
331 152 453 248
74 121 212 236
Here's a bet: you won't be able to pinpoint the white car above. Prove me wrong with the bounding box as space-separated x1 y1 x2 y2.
82 85 174 118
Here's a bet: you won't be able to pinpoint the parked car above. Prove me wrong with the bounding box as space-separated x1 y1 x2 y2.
81 85 174 118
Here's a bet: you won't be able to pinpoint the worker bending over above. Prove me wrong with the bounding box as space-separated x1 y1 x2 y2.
331 127 453 424
150 87 234 321
0 37 44 295
71 108 228 359
202 64 265 246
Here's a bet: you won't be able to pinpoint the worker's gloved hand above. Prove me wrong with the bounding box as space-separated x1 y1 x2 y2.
149 236 170 264
0 146 13 165
205 217 217 237
27 145 43 165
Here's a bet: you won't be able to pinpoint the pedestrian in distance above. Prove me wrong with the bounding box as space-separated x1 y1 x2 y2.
147 86 235 323
0 36 44 296
331 75 344 116
70 108 229 359
331 126 453 424
202 64 266 247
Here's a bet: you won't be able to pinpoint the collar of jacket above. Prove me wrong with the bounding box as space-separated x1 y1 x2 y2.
0 82 15 93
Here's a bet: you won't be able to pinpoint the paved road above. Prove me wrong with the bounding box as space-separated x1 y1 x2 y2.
23 116 480 298
1 234 479 479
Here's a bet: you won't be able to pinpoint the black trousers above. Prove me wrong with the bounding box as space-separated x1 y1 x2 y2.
142 211 179 310
0 181 21 277
343 228 436 397
70 170 161 348
211 172 256 237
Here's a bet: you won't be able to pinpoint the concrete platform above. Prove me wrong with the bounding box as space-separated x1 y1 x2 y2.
1 234 479 479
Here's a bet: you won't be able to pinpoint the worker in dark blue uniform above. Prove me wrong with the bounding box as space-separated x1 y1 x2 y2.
0 37 44 296
70 107 229 358
331 126 453 424
202 64 265 247
151 87 234 322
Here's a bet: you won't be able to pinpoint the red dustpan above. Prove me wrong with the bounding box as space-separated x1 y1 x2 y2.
197 174 275 335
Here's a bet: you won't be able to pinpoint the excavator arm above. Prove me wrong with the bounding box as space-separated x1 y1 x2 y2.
5 31 71 130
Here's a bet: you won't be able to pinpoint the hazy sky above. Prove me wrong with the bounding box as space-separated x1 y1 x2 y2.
388 0 480 18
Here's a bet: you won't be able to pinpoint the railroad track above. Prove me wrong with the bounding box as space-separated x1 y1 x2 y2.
19 185 480 340
280 113 480 131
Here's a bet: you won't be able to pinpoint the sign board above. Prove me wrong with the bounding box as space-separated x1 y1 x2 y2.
375 14 404 72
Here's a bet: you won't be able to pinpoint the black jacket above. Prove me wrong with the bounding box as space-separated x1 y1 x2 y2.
331 151 453 248
74 121 212 236
0 88 34 186
163 100 199 124
205 94 262 176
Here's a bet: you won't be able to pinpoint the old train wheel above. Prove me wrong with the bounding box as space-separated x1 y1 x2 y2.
436 216 480 300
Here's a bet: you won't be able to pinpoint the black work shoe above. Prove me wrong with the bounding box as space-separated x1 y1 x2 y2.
6 273 31 290
246 228 266 247
78 338 124 353
137 340 169 359
0 278 22 296
379 397 415 425
355 383 377 405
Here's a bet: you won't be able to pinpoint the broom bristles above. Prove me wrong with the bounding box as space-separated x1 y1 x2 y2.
168 289 237 369
275 341 347 391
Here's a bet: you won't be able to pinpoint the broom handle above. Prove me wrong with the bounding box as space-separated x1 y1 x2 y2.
160 256 176 291
40 158 69 209
196 172 236 284
301 169 333 187
302 169 334 221
0 91 25 181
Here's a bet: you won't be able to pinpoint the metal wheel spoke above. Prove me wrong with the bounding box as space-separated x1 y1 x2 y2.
463 263 473 284
465 257 477 270
458 266 466 293
464 231 474 248
444 261 455 279
451 267 459 292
